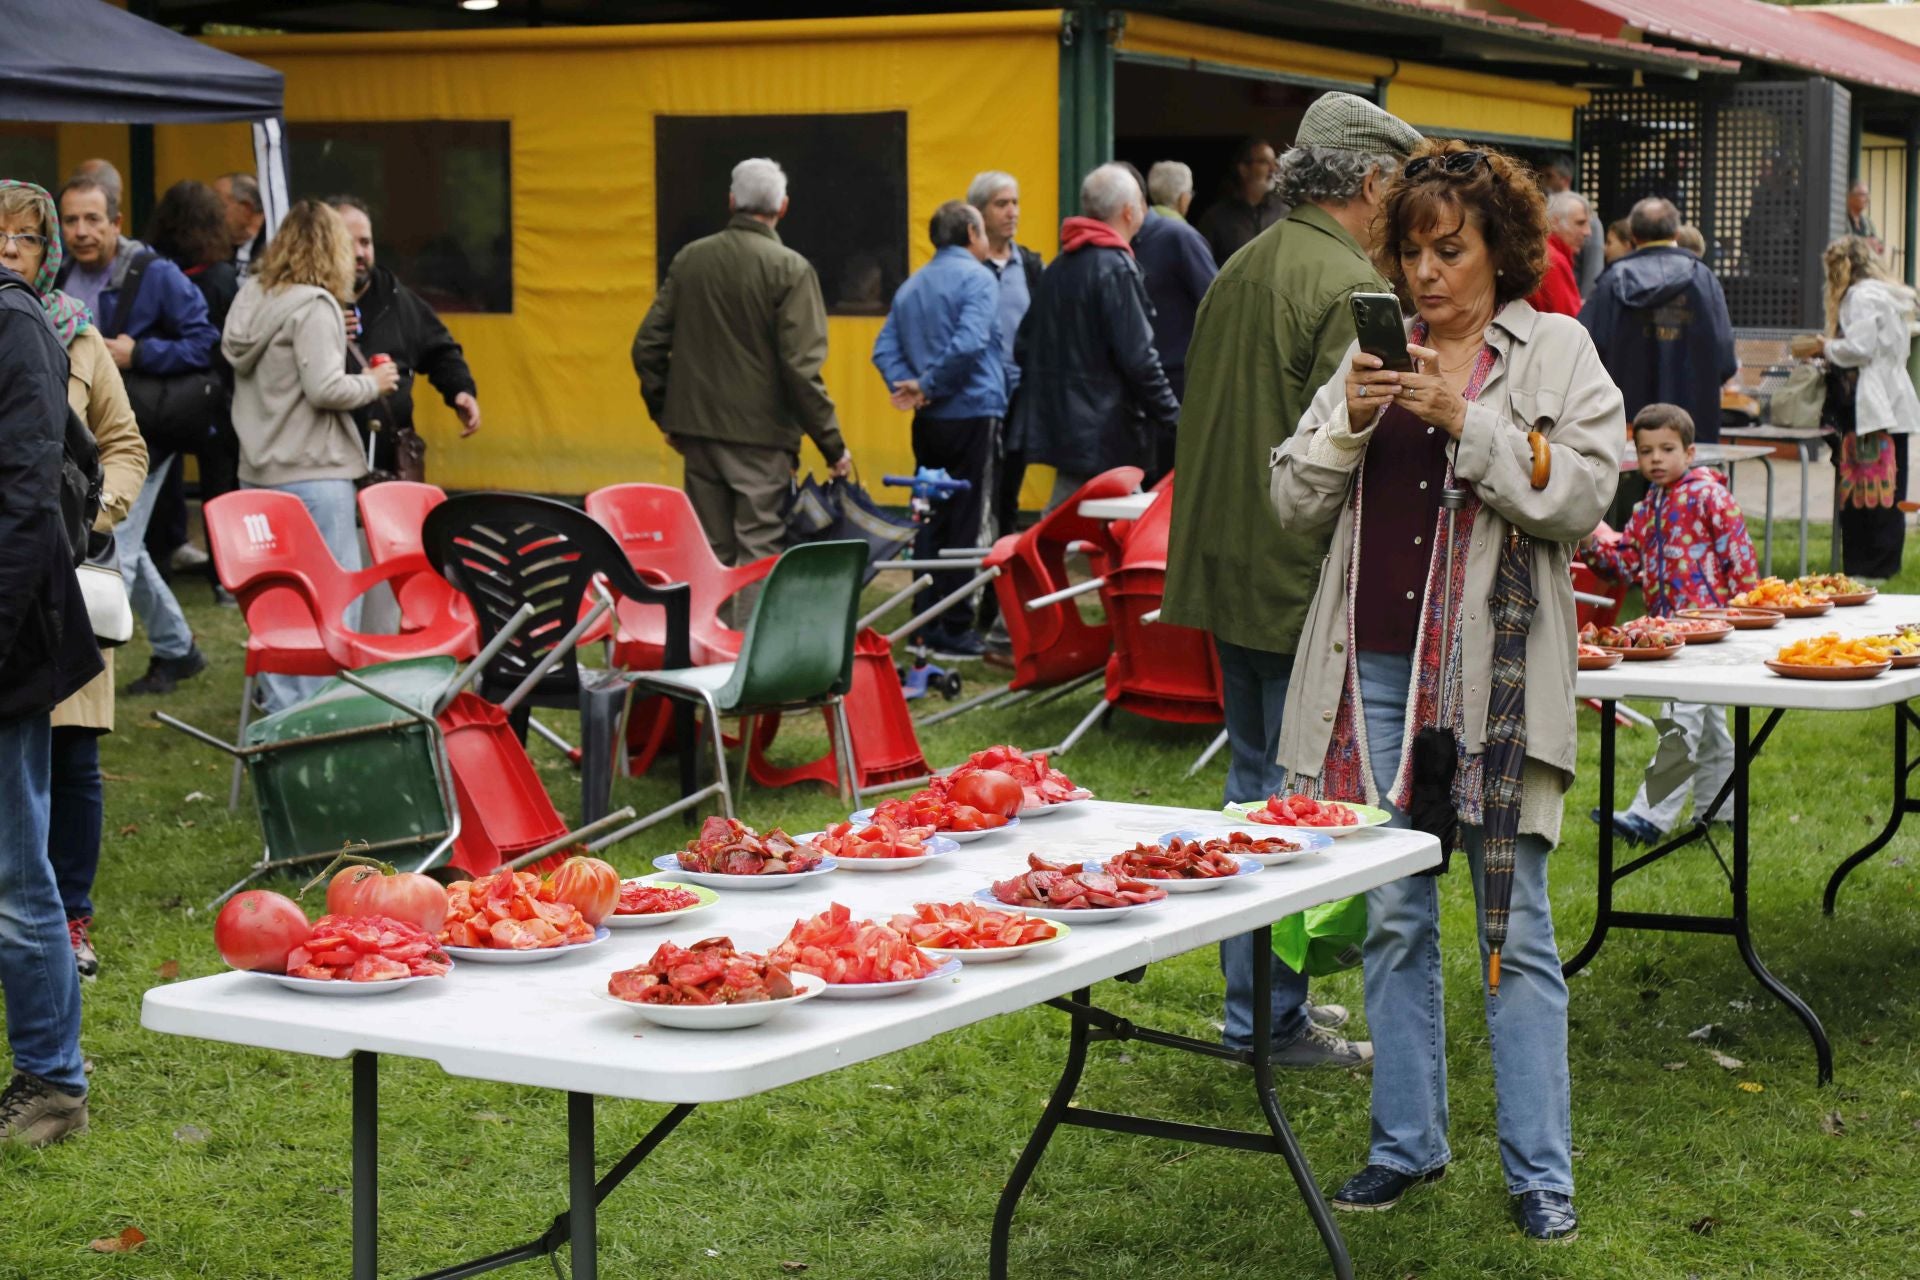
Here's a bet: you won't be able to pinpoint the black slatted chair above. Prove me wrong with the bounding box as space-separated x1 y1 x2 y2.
423 493 696 824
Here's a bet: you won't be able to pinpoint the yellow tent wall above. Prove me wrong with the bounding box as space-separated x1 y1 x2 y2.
151 13 1062 495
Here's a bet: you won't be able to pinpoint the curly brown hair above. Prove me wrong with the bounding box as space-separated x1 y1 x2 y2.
146 180 230 269
1372 139 1549 309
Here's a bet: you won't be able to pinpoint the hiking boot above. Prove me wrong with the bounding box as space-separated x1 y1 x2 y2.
68 917 97 982
125 644 208 696
0 1072 88 1149
1306 1001 1350 1030
1332 1163 1447 1212
928 631 987 660
169 544 211 573
1513 1190 1579 1242
1268 1021 1373 1069
1588 807 1661 848
212 585 237 609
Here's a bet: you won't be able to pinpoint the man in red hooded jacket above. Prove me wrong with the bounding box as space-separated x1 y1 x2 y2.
1528 191 1591 317
1006 163 1179 509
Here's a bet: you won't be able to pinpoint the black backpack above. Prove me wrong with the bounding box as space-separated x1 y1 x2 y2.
0 278 101 566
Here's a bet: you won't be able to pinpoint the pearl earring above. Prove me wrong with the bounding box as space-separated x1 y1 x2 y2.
1496 268 1504 276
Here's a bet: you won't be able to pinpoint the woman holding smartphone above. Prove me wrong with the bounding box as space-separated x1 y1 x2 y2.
1269 140 1623 1241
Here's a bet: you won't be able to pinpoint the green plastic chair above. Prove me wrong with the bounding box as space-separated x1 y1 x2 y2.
627 539 869 810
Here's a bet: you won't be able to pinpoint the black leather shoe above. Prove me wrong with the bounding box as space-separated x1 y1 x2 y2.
1331 1163 1446 1212
1512 1190 1578 1242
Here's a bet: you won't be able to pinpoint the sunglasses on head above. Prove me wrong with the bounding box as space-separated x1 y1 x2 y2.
1404 151 1489 180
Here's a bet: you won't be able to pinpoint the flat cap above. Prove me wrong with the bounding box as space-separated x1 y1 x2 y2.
1295 92 1425 158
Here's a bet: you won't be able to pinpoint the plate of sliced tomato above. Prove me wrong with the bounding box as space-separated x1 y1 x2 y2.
258 968 452 996
1223 794 1392 836
771 903 964 998
893 901 1068 963
652 851 839 890
848 807 1018 843
445 927 611 965
1158 828 1332 867
796 819 958 871
604 879 719 929
267 913 454 993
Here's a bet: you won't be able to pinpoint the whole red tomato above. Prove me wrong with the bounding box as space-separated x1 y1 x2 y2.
214 890 311 972
325 866 448 935
949 769 1022 819
546 855 619 926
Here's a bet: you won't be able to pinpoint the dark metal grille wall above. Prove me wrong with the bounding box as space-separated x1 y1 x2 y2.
1577 81 1849 330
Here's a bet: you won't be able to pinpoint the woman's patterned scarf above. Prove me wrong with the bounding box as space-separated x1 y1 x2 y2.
1316 328 1498 823
0 179 93 348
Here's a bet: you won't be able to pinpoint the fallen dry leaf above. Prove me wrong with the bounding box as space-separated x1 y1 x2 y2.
1738 1081 1764 1093
1850 1209 1867 1220
780 1264 809 1274
1859 1035 1880 1046
173 1124 209 1144
1687 1216 1719 1236
1687 1023 1718 1041
88 1227 147 1254
1709 1050 1744 1070
1663 1061 1688 1071
1820 1111 1846 1136
154 960 180 981
117 824 139 837
183 791 210 804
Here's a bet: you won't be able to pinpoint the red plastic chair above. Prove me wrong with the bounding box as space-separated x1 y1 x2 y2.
1572 561 1627 630
584 483 775 668
982 467 1142 694
206 490 478 807
357 481 477 651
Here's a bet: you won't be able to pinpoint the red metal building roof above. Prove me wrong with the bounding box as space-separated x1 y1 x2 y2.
1506 0 1920 96
1336 0 1740 77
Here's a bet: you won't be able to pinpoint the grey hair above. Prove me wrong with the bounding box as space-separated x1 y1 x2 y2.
1544 190 1588 226
730 157 788 216
929 199 983 250
1275 146 1396 207
72 159 123 205
1147 160 1193 207
1629 196 1679 244
1081 163 1143 222
967 170 1018 210
221 171 262 211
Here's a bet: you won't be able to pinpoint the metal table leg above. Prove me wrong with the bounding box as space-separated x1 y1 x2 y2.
1561 699 1616 979
569 1094 596 1280
1798 442 1813 578
1825 701 1920 914
354 1051 377 1280
1759 454 1776 571
991 930 1352 1280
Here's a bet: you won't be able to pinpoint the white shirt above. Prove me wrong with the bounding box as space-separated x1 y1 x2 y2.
1827 279 1920 436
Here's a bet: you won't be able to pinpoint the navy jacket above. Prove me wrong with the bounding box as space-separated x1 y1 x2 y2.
0 270 103 721
871 246 1010 420
1131 211 1217 386
58 238 218 375
1578 245 1736 443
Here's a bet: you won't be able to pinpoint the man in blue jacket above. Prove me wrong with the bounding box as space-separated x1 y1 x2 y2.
1579 196 1736 448
873 200 1010 658
57 175 216 695
1130 160 1218 484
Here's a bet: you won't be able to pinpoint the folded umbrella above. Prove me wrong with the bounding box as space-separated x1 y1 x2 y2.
1480 527 1538 995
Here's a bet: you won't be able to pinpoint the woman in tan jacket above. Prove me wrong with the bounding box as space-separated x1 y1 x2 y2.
1269 143 1621 1240
0 180 148 982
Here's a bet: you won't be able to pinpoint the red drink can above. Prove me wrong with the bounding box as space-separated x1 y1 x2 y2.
369 353 393 368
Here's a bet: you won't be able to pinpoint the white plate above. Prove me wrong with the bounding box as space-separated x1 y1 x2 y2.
604 879 720 929
254 966 451 995
1221 800 1392 838
596 972 826 1030
794 832 958 872
807 955 964 999
443 927 611 964
1018 790 1094 818
848 809 1020 843
915 920 1072 963
1159 828 1332 867
971 885 1163 925
1085 855 1262 893
652 852 839 890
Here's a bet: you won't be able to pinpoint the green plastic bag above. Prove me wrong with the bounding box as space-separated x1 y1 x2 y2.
1270 894 1369 976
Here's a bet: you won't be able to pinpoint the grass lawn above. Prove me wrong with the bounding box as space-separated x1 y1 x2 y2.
4 525 1919 1280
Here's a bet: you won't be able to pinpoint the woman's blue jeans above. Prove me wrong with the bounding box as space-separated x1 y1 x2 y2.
1356 651 1573 1197
0 714 86 1093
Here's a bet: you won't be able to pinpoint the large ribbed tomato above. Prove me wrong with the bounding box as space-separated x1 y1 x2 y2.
214 891 311 972
546 855 619 926
949 769 1023 819
325 866 448 935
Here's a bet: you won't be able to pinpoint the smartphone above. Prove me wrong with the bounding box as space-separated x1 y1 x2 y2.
1349 291 1414 373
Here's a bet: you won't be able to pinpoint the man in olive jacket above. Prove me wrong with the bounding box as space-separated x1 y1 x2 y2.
632 158 852 577
1162 92 1423 1067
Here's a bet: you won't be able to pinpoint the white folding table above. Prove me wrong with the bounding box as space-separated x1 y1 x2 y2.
1572 594 1920 1084
143 800 1437 1280
1075 491 1158 522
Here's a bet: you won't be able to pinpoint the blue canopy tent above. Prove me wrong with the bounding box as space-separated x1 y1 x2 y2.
0 0 287 233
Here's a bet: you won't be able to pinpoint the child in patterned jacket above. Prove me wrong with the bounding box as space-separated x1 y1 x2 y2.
1582 404 1762 845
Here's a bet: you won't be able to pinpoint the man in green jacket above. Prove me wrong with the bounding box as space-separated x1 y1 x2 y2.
632 157 852 589
1162 92 1423 1067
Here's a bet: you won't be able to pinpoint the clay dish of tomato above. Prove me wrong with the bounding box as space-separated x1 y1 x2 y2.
848 807 1021 844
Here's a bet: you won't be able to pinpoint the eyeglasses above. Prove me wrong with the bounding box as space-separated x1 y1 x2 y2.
0 232 48 252
1404 151 1489 180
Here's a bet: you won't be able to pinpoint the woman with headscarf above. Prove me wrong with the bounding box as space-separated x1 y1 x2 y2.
1807 235 1920 581
0 179 148 982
